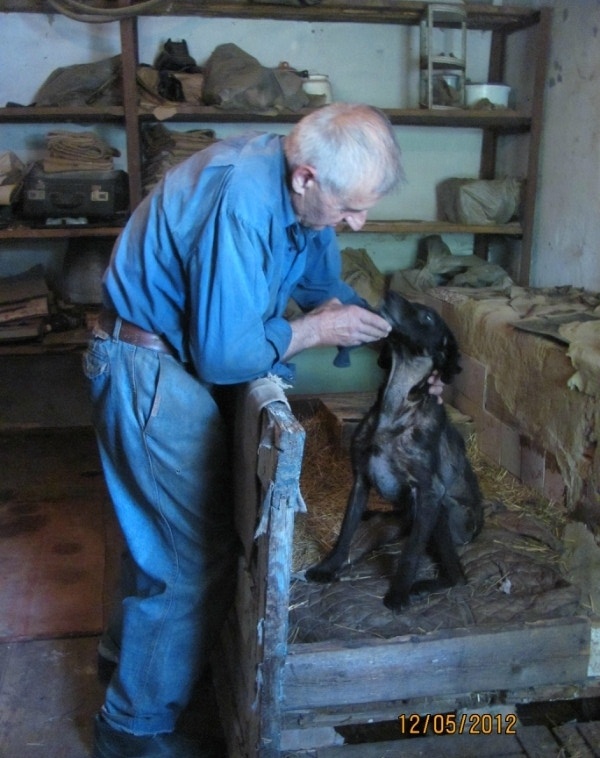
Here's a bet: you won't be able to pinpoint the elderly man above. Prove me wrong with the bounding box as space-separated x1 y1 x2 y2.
87 103 406 757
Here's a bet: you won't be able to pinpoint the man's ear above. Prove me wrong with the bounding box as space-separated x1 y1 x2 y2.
290 165 317 195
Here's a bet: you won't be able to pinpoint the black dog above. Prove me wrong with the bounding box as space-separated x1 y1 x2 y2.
306 291 484 611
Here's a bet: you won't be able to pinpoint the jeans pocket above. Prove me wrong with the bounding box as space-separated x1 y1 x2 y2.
82 341 110 380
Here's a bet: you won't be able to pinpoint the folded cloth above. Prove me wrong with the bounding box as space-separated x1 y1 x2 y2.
42 131 120 173
42 157 116 172
141 123 219 194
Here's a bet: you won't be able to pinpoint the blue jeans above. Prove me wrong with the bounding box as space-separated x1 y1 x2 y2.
83 326 238 735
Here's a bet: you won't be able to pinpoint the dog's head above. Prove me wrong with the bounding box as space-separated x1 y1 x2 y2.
379 291 461 384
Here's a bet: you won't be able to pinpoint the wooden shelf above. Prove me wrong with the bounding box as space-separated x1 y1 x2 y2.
137 105 531 132
0 106 125 123
349 220 523 236
1 104 531 132
0 222 124 240
385 108 530 131
3 0 541 32
0 1 552 286
0 328 90 355
0 219 521 241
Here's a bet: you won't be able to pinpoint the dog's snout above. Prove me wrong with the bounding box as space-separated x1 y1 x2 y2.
380 293 407 327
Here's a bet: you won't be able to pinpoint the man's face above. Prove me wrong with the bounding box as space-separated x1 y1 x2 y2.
290 167 380 231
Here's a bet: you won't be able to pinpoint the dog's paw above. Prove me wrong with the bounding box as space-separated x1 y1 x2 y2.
410 577 458 596
383 588 411 612
305 564 339 584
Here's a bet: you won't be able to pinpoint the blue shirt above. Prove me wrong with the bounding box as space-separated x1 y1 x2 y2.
103 131 361 384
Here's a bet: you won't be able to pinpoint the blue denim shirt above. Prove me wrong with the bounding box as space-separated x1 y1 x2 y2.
103 131 360 384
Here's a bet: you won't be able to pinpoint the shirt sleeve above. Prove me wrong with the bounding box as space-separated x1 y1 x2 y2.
290 227 365 310
186 209 294 384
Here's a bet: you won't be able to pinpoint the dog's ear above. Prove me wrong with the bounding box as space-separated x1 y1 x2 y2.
435 329 462 384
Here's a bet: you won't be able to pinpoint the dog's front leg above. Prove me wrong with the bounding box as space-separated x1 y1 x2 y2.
384 486 440 611
305 474 370 583
413 505 467 594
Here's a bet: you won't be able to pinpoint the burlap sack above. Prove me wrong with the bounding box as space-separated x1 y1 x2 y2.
202 43 308 112
34 55 122 107
437 177 523 225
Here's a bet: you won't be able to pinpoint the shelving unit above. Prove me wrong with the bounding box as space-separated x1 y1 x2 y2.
0 1 551 342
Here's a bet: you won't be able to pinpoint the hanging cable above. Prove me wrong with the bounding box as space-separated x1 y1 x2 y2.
46 0 168 23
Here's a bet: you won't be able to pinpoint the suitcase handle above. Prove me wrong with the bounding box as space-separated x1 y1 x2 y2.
48 191 85 210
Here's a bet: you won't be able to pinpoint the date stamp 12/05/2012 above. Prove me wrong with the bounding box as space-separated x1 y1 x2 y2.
398 712 518 736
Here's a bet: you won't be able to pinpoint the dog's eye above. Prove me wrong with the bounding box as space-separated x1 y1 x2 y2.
421 312 434 323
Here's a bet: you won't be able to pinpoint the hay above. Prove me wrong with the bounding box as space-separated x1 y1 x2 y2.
294 408 567 573
293 409 394 571
467 435 567 538
289 406 579 643
293 411 354 571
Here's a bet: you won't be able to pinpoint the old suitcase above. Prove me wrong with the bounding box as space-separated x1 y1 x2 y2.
21 162 128 220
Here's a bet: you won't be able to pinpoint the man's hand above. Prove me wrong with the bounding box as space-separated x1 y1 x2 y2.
284 300 447 404
284 298 391 360
428 371 445 404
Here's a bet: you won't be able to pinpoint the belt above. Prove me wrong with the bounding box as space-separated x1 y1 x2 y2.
97 309 176 358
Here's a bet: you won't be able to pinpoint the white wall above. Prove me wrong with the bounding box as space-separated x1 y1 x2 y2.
0 9 489 280
528 0 600 288
0 2 598 288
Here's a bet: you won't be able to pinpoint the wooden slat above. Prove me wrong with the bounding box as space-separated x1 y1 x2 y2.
215 389 307 758
284 722 600 757
282 617 591 710
577 722 600 755
515 724 562 758
517 6 552 285
282 698 453 732
553 722 598 758
119 15 143 209
258 402 306 758
281 725 344 752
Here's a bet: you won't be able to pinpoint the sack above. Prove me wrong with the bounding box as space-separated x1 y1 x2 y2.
202 43 308 112
437 177 523 225
0 151 26 205
34 55 122 107
137 66 205 107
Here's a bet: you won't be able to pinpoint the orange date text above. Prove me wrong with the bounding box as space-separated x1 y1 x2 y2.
397 712 518 736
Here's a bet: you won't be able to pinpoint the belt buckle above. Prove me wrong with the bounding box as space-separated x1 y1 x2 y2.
93 325 110 340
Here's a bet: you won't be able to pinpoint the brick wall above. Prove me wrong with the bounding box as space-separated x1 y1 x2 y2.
419 290 599 521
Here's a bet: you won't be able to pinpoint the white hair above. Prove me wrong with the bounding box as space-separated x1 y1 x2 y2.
284 102 404 200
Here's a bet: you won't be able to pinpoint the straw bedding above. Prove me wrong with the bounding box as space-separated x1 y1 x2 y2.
288 411 584 643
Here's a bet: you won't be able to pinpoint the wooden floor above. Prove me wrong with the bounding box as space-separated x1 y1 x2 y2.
1 427 600 757
0 635 107 757
0 427 225 758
